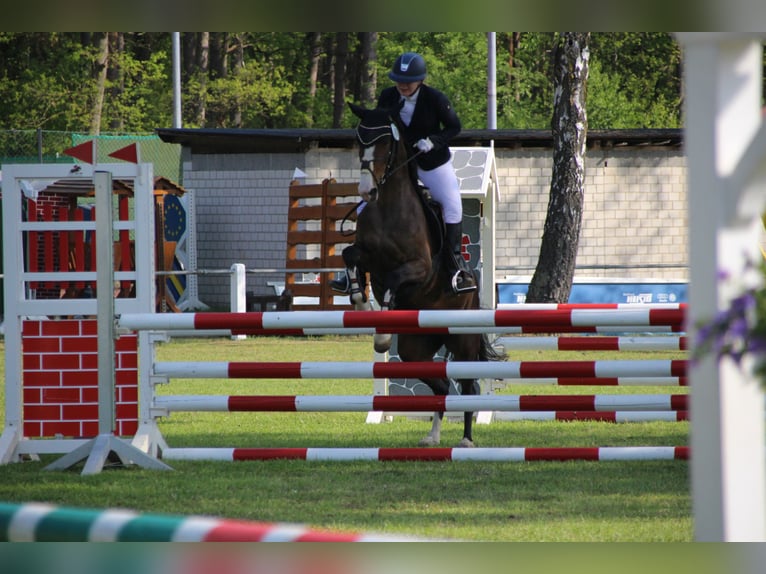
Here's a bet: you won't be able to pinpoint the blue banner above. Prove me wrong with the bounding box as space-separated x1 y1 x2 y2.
497 281 688 305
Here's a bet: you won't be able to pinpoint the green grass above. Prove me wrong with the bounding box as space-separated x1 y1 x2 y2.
0 335 691 541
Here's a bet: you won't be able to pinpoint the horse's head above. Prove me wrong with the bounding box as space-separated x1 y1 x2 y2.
349 102 405 203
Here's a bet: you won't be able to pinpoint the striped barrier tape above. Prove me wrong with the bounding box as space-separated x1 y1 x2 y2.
0 502 421 542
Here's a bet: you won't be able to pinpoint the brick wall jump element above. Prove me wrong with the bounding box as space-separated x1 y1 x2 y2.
21 320 138 438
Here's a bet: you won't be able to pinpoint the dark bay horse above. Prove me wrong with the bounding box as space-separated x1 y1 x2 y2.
340 102 504 447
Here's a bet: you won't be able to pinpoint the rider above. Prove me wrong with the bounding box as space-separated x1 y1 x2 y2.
331 51 476 295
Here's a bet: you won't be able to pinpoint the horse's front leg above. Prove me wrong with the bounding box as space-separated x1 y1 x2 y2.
371 261 427 353
340 245 371 311
348 267 371 310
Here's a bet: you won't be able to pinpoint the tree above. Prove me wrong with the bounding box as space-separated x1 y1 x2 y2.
332 33 349 128
377 32 490 129
102 33 172 132
307 32 322 126
0 32 691 134
587 33 682 128
106 32 125 131
195 32 210 126
526 32 590 303
89 32 109 134
357 32 378 107
0 34 101 131
497 32 556 129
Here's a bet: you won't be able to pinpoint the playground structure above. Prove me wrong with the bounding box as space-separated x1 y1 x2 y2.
3 170 187 312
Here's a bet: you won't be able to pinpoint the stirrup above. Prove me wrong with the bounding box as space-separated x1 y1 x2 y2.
451 270 477 294
330 271 351 294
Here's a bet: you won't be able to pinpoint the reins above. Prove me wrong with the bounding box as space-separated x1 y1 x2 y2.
338 200 365 237
379 148 422 188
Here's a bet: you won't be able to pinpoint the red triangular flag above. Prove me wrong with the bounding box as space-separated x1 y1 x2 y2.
108 142 139 163
62 140 95 164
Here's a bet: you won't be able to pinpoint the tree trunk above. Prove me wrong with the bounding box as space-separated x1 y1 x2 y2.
323 34 335 92
89 32 109 135
526 32 590 303
307 32 322 126
509 32 521 103
358 32 377 107
332 32 348 128
196 32 209 126
230 34 244 127
210 32 228 78
182 32 197 81
107 32 124 131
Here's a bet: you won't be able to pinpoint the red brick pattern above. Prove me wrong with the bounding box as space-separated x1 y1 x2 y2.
22 320 138 438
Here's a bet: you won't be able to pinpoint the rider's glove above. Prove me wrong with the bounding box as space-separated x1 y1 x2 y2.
414 138 434 153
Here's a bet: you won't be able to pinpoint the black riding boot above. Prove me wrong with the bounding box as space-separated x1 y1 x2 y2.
445 223 477 294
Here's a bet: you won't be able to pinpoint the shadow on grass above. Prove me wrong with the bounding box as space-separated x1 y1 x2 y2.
0 417 690 541
0 453 690 541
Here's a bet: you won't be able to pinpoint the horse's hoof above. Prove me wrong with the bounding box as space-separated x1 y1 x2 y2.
418 435 440 447
457 438 475 448
373 333 392 353
353 299 372 311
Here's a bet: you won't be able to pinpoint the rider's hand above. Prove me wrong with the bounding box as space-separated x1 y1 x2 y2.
414 138 434 153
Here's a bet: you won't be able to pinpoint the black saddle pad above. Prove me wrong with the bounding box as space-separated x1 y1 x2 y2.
416 185 445 255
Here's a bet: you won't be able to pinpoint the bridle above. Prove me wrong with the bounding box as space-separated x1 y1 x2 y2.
339 112 422 237
356 118 421 191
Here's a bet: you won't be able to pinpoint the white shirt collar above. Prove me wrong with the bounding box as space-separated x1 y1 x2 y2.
401 86 421 103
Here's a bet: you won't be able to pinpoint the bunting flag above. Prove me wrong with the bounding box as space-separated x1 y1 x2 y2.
62 140 95 164
108 142 139 163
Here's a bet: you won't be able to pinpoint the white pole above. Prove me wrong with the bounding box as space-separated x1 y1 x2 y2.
487 32 497 130
679 32 766 542
95 171 116 434
172 32 182 129
230 263 246 341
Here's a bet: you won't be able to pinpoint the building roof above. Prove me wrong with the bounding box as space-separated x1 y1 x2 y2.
36 175 185 197
155 127 684 155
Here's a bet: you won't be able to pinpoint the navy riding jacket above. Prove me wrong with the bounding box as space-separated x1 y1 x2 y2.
377 84 461 171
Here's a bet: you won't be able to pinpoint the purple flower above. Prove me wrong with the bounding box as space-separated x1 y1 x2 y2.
694 263 766 387
748 336 766 354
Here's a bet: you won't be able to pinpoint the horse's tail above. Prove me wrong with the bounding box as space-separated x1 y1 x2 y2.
472 292 507 362
479 332 507 362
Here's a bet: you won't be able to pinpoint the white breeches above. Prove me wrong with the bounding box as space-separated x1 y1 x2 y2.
416 161 462 224
356 160 462 223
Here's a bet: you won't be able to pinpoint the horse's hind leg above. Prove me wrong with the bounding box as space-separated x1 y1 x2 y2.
414 376 451 447
456 379 480 448
419 411 444 447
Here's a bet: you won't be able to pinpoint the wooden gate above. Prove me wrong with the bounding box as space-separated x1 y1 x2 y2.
285 178 360 310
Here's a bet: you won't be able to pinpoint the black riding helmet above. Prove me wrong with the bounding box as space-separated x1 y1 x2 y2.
388 52 427 83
